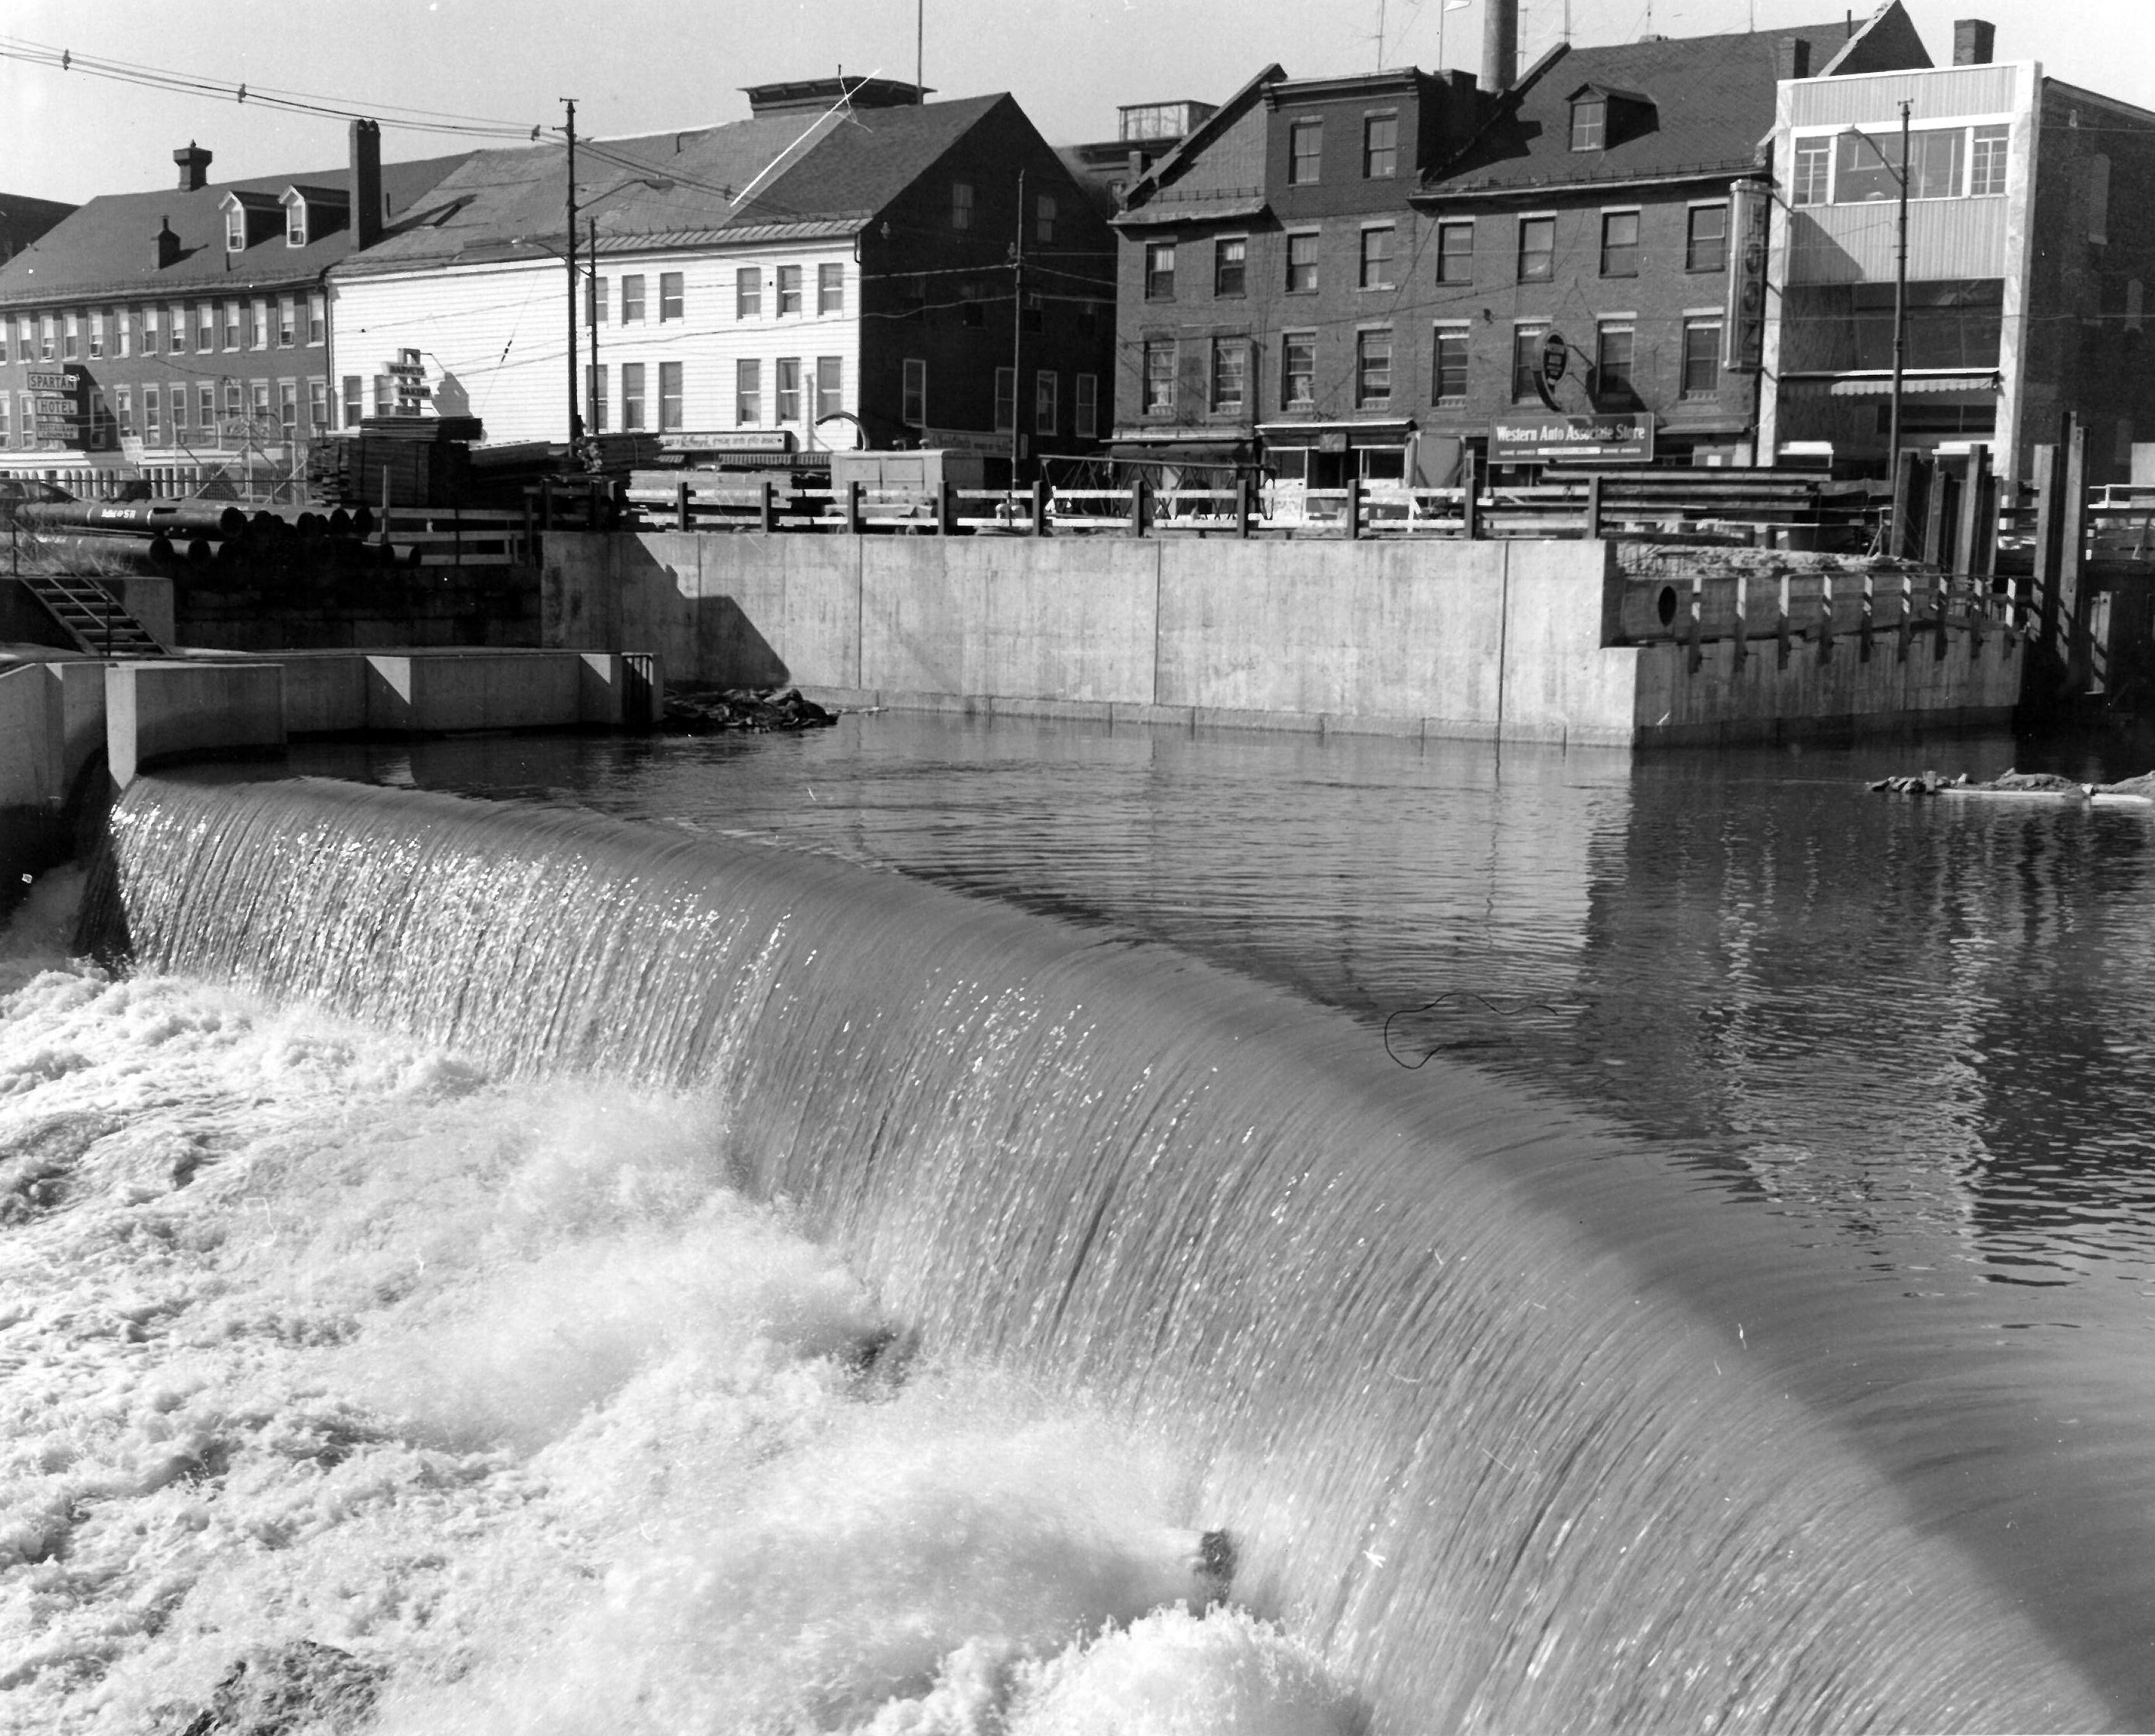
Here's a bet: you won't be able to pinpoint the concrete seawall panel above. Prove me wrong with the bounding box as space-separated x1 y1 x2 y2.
107 660 284 787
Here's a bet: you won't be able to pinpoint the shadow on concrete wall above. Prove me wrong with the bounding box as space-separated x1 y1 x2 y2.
609 534 792 690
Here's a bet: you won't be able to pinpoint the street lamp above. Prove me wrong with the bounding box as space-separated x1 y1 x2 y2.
1839 101 1912 536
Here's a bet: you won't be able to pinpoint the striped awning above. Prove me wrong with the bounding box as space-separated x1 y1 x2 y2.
1781 373 2002 401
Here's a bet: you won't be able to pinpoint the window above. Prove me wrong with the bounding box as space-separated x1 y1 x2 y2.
589 275 608 325
0 320 8 364
63 310 78 360
1075 372 1097 438
143 307 161 356
736 267 761 319
1834 128 1965 204
1289 119 1322 184
287 202 307 247
225 206 244 252
775 356 800 422
198 304 214 350
1142 341 1175 415
279 379 298 440
250 300 268 349
1793 137 1831 207
87 309 104 359
1433 326 1468 403
1683 320 1723 397
1145 241 1176 300
1600 211 1639 277
1282 332 1315 408
250 379 267 421
994 365 1017 432
901 358 927 427
952 181 974 230
1363 113 1397 179
776 265 802 315
1036 369 1058 435
1036 194 1057 244
343 376 362 429
1971 125 2010 197
222 300 240 349
145 386 162 445
1360 226 1396 290
817 263 842 315
1517 216 1555 282
170 384 188 439
38 313 53 361
1686 204 1727 274
278 297 296 346
2089 154 2111 245
618 274 647 322
116 386 133 437
1511 325 1549 401
308 379 328 433
1355 329 1392 408
660 360 684 431
736 358 761 425
660 272 684 321
1209 340 1245 413
814 356 841 421
0 396 9 445
251 379 271 422
1571 99 1606 152
1215 236 1247 297
198 383 215 434
622 361 647 429
1286 231 1318 293
1436 221 1474 284
1595 323 1635 401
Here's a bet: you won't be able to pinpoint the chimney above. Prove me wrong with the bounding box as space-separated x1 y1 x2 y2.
350 118 383 249
153 216 182 271
173 141 212 192
1776 38 1812 80
1954 19 1996 65
1481 0 1518 94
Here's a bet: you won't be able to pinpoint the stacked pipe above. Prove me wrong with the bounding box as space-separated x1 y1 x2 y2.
6 498 376 573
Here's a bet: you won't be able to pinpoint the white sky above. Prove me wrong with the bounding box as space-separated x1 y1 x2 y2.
2 0 2145 204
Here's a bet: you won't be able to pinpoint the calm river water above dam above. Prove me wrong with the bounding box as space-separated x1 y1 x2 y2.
5 713 2154 1733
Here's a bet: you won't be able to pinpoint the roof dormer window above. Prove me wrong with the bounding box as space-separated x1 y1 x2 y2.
278 185 346 250
1571 97 1606 152
287 205 307 248
225 205 246 252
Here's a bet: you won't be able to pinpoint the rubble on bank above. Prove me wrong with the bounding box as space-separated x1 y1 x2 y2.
1869 769 2155 799
661 688 838 733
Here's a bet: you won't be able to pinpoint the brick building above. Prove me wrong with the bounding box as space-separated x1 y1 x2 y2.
1109 1 1929 491
0 127 466 490
0 192 75 267
1760 20 2155 484
330 80 1116 467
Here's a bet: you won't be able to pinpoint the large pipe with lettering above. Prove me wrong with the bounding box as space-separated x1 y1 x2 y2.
10 500 251 540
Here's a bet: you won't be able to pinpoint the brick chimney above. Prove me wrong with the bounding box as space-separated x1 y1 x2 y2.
1481 0 1517 93
1953 19 1996 65
153 216 182 270
350 118 383 249
1776 38 1812 80
174 142 212 191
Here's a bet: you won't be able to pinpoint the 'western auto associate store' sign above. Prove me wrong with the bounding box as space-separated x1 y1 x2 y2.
1491 413 1655 465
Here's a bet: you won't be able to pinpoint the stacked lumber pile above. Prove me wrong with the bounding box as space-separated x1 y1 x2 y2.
308 417 482 508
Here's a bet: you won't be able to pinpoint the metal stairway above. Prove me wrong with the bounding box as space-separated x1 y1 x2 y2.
17 571 166 658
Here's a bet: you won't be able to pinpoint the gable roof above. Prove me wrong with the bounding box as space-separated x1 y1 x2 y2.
1422 16 1923 199
1118 64 1286 219
0 191 76 265
0 154 467 307
335 93 1010 275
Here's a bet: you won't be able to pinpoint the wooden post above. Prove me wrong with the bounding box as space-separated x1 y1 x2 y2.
1129 478 1147 538
1891 448 1923 560
1586 474 1604 541
1859 571 1874 661
849 480 866 537
676 481 691 533
1461 451 1480 541
382 465 393 546
1897 570 1914 662
1733 570 1748 670
2032 442 2063 653
1029 480 1047 537
1235 475 1253 540
2062 416 2091 690
1924 455 1953 570
1818 570 1834 664
760 480 777 534
1345 474 1363 540
1687 573 1704 674
1776 569 1792 669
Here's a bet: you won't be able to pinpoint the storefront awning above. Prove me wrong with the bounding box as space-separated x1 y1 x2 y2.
1781 373 2001 401
1255 418 1418 449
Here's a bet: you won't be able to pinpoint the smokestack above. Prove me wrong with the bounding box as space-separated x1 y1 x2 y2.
1481 0 1518 94
153 216 182 271
1776 38 1812 80
350 118 383 249
1953 19 1996 65
173 142 212 192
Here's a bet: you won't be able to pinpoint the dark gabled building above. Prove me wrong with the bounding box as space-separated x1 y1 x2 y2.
1108 0 1929 491
0 192 75 267
0 128 467 490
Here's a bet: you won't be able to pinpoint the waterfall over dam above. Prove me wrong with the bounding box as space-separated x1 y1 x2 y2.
68 771 2121 1732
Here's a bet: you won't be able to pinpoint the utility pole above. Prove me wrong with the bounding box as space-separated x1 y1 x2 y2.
1887 99 1911 520
563 97 584 448
1011 168 1025 481
588 217 599 435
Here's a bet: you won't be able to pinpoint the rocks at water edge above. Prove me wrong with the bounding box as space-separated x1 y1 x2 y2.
662 688 838 733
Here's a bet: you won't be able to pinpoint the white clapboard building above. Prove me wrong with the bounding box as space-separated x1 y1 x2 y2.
327 77 1117 461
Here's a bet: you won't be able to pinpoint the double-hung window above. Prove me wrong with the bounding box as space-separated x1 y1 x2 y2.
1517 216 1555 282
1971 125 2010 196
1595 323 1635 401
1686 203 1727 273
1035 369 1058 435
775 357 801 422
736 359 761 425
659 273 684 321
776 265 802 315
815 356 841 421
1282 332 1315 409
736 267 761 318
1142 340 1176 415
901 359 926 427
1209 340 1245 413
621 361 647 429
994 366 1017 433
1289 119 1322 184
1145 241 1176 300
1600 211 1639 277
1363 113 1397 179
1792 137 1831 206
1215 237 1246 297
1355 329 1392 408
817 263 843 315
1432 326 1469 405
1436 221 1474 284
622 274 646 322
1285 232 1318 293
1682 320 1723 397
659 360 684 430
1074 372 1097 438
1510 325 1550 401
1360 226 1396 290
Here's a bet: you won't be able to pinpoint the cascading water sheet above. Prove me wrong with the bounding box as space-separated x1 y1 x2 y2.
0 771 2127 1732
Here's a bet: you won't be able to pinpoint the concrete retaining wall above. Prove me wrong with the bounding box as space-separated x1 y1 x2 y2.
107 661 286 787
273 648 660 734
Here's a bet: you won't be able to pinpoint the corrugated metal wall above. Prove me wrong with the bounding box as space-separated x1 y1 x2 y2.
1790 64 2021 127
1786 196 2012 283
